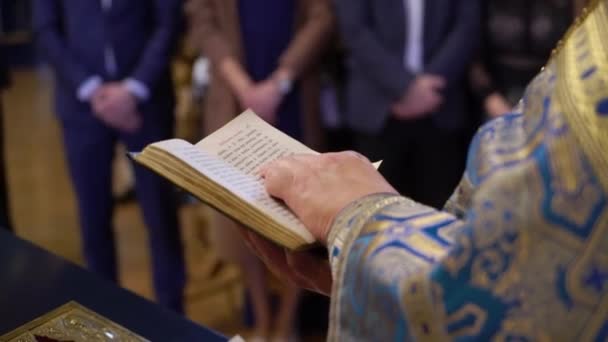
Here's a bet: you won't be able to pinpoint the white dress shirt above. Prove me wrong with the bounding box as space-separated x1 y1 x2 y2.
102 0 117 77
403 0 425 73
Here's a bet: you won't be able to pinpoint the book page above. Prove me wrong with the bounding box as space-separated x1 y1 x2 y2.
196 110 318 176
149 140 254 198
193 110 320 239
190 110 378 241
150 139 314 243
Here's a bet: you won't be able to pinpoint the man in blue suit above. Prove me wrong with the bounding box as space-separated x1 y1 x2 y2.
334 0 480 209
33 0 186 312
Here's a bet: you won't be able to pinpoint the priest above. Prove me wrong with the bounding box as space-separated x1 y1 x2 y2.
243 1 608 340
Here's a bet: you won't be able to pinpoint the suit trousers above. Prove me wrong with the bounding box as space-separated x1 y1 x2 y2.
355 116 467 209
0 99 12 231
60 111 185 313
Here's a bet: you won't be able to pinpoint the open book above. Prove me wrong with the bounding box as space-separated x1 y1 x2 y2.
131 110 317 250
132 110 378 251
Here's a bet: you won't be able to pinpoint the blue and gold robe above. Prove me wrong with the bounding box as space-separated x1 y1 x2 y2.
326 1 608 340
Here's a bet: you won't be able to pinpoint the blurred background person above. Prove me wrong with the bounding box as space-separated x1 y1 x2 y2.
0 42 13 232
186 0 333 339
470 0 587 118
319 38 353 153
334 0 481 209
32 0 186 313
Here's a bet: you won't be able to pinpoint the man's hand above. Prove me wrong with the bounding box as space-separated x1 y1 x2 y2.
246 152 396 293
485 92 512 118
261 152 397 245
239 79 282 124
238 152 395 293
92 83 141 133
392 74 445 120
241 229 333 296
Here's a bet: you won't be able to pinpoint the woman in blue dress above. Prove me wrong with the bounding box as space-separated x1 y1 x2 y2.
187 0 333 340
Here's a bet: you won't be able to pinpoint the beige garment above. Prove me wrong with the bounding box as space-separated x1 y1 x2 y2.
207 208 255 263
112 145 134 196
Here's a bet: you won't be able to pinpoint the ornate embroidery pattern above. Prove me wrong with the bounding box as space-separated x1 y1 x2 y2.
328 1 608 340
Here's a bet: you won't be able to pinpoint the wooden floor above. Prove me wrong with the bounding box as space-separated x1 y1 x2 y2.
2 68 250 337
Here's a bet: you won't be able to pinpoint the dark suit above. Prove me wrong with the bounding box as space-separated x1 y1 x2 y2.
334 0 480 208
0 45 12 232
33 0 185 312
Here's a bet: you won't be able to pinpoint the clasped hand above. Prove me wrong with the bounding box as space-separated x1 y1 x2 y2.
241 152 397 295
238 79 282 125
92 83 141 133
392 74 446 120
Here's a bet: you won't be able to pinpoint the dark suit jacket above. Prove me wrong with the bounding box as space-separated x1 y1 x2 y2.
32 0 182 119
334 0 480 134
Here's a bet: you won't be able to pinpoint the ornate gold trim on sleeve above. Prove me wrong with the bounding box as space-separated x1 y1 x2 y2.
548 0 608 191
